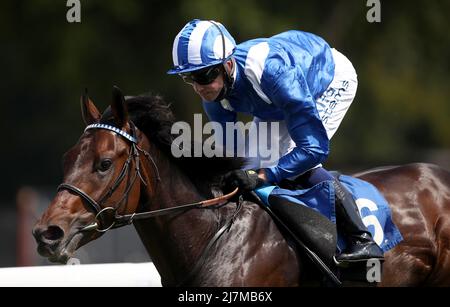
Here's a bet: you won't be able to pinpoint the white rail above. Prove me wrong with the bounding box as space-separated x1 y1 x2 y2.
0 262 162 287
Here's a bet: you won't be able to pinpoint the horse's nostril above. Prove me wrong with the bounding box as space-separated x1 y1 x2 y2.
40 225 65 242
43 225 65 241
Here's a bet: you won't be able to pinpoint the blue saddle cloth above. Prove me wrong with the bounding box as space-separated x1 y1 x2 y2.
255 175 403 253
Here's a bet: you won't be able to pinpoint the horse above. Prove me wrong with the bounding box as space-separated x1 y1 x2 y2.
33 87 450 286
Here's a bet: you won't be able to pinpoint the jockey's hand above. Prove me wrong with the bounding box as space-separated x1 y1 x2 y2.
220 169 266 193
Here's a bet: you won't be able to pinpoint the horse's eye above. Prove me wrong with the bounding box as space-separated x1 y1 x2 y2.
99 159 112 172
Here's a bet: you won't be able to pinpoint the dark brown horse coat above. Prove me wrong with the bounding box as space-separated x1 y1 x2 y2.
33 90 450 286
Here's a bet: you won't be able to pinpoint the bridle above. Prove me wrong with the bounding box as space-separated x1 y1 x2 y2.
56 121 242 286
57 121 239 233
57 121 160 232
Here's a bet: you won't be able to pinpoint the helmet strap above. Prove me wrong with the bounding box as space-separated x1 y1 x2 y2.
214 86 227 103
214 59 235 102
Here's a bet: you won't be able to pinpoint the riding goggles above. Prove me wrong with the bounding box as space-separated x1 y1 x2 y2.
179 65 223 85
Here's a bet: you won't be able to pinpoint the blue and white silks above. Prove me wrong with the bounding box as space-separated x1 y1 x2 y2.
203 30 336 183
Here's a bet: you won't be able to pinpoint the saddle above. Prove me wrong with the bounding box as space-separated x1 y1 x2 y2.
248 174 381 286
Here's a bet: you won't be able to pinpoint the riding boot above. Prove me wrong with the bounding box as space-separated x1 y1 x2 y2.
333 179 384 264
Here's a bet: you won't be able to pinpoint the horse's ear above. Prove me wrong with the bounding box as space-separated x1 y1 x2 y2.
111 86 128 128
80 89 101 125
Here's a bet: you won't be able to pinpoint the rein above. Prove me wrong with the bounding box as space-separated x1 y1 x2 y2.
72 186 240 232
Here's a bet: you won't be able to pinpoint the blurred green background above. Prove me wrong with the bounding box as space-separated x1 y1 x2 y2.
0 0 449 265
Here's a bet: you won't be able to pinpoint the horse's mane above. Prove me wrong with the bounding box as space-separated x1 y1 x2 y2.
100 94 245 196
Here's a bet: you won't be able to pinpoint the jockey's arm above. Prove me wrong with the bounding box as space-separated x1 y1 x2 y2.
263 68 330 183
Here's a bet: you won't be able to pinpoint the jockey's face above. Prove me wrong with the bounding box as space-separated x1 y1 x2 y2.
189 60 233 102
192 70 224 101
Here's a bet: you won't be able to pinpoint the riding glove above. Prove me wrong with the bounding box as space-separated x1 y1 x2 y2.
220 169 266 193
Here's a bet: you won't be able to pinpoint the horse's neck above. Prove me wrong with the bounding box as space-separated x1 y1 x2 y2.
136 146 218 285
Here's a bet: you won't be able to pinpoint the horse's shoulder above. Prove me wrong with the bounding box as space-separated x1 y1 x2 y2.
231 198 277 229
239 199 267 216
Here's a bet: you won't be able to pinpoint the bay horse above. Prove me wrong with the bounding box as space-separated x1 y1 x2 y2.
33 87 450 286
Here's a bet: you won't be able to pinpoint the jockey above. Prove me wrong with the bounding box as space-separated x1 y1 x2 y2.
167 19 384 264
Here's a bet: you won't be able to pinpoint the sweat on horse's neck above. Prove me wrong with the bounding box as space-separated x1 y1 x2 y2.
135 144 220 286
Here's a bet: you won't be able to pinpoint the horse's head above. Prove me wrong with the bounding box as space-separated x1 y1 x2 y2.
33 87 151 263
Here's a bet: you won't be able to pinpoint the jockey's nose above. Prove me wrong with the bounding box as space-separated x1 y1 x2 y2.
32 224 65 245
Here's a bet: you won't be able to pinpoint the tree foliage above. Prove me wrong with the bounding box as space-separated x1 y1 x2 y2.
0 0 448 201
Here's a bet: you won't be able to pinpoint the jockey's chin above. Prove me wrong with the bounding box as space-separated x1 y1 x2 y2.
193 79 224 102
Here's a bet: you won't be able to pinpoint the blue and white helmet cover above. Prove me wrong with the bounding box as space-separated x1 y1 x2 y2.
167 19 236 74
